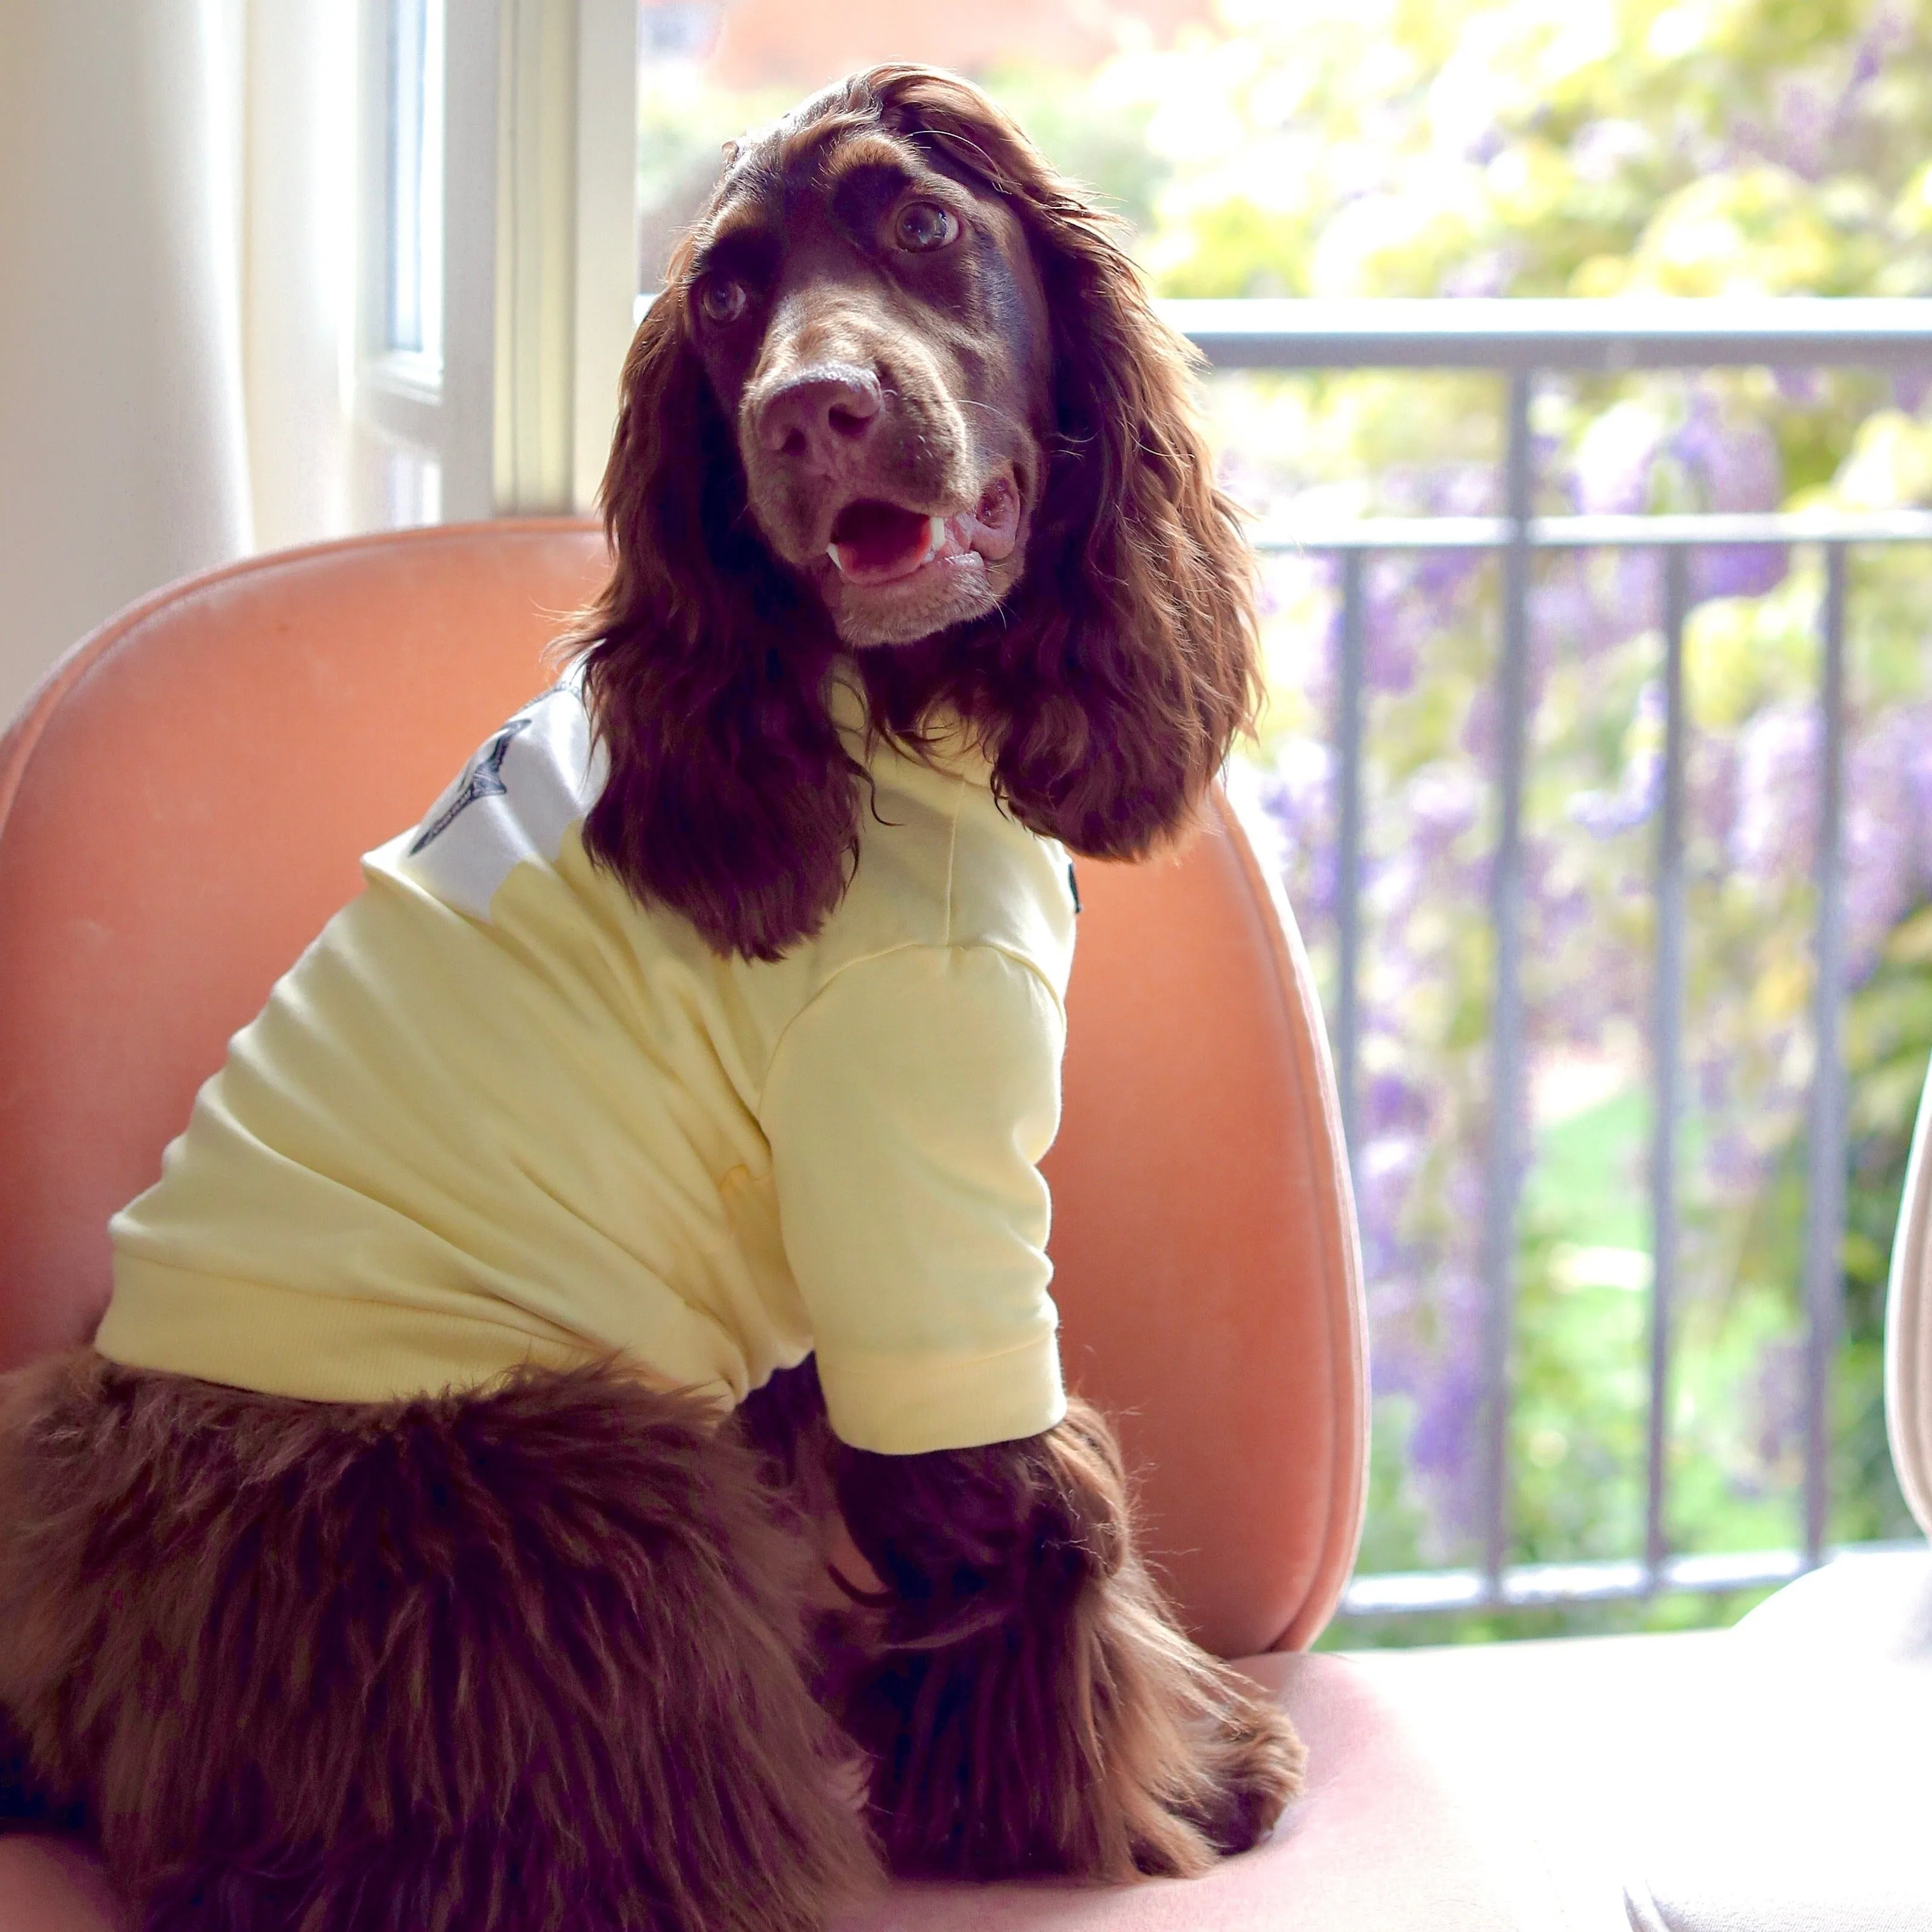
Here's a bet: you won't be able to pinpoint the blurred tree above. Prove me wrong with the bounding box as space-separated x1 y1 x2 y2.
1088 0 1932 303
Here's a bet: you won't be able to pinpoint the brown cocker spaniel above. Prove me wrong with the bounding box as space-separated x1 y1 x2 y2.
0 64 1302 1932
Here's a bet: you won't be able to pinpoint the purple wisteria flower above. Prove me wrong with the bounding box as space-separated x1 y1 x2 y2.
1894 370 1932 416
1753 1337 1807 1470
1843 708 1932 980
1729 703 1819 885
1671 393 1787 601
1568 680 1668 839
1767 75 1834 181
1250 734 1338 917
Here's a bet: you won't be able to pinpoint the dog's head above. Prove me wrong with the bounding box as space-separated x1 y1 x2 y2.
573 66 1260 961
692 77 1052 650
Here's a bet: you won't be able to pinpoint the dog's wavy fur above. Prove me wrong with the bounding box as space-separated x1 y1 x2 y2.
0 65 1302 1930
0 1353 874 1932
826 1400 1306 1881
730 1359 1305 1885
571 65 1261 962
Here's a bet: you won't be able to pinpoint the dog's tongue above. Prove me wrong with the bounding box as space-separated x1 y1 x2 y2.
829 501 942 582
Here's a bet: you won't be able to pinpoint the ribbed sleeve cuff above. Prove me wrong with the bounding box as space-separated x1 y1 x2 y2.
816 1331 1067 1454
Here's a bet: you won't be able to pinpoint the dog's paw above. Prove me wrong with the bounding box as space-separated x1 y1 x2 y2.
829 1401 1310 1884
1090 1624 1309 1879
1176 1676 1306 1857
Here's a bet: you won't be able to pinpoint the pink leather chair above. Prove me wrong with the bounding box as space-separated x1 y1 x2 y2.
0 523 1561 1931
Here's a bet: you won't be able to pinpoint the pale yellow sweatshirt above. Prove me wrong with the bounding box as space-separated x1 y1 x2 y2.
96 674 1076 1454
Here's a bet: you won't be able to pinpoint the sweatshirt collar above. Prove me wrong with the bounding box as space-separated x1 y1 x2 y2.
826 665 996 788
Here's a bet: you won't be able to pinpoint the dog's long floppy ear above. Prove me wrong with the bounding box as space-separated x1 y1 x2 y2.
566 273 860 962
868 67 1263 860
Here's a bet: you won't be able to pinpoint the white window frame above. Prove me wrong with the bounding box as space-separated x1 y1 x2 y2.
354 0 637 526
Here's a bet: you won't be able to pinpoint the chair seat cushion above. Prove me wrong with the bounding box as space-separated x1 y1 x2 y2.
0 1836 128 1932
0 1650 1565 1932
1622 1547 1932 1932
833 1650 1568 1931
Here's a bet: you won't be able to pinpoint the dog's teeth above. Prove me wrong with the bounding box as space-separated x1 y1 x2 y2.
924 517 945 563
826 543 847 575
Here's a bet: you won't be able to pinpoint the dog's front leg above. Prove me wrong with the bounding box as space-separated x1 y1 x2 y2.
825 1397 1305 1883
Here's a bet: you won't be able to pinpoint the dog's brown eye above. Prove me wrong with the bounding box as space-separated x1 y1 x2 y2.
894 203 959 253
696 277 747 324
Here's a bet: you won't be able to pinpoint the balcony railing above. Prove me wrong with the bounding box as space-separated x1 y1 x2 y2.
1164 298 1932 1619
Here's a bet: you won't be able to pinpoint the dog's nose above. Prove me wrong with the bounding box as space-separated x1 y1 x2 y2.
754 365 884 468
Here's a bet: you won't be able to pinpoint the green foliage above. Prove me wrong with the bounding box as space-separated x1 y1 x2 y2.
1321 1582 1779 1649
1067 0 1932 303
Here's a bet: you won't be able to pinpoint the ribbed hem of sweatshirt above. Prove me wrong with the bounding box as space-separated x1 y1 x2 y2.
95 1258 652 1405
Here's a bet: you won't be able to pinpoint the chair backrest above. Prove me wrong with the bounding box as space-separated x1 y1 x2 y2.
0 521 1366 1655
1886 1062 1932 1539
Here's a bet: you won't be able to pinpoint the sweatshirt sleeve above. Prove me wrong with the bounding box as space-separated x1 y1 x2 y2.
757 942 1069 1454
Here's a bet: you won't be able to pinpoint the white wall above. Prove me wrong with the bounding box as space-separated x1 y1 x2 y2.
242 0 359 554
0 1 254 723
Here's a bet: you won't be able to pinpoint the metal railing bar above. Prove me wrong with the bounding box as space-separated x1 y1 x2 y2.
1172 297 1932 371
1646 548 1690 1583
1339 1539 1930 1617
1249 509 1932 553
1479 370 1534 1595
1340 1548 1808 1616
1538 510 1932 547
1190 312 1932 1616
1802 544 1852 1570
1255 515 1515 552
1334 550 1366 1160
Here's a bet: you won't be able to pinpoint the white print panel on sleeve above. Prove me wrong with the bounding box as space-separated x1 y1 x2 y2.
397 681 608 921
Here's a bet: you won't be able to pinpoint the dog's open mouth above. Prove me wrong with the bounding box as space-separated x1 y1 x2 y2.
827 501 944 585
825 478 1022 591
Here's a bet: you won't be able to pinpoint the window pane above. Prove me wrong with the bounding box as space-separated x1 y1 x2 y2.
387 0 444 362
